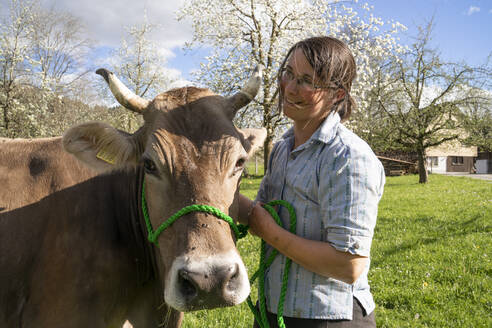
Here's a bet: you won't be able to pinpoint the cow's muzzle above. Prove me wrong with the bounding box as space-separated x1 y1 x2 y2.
178 263 240 306
164 251 250 311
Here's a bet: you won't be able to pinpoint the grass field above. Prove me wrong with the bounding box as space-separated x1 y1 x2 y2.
182 174 491 328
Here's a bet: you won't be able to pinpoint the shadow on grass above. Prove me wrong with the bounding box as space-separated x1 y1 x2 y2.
384 180 421 187
372 213 488 267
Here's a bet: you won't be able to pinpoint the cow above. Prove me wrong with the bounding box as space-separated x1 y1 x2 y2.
0 137 98 213
0 67 266 328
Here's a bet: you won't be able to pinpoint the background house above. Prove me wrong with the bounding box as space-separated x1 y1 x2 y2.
476 151 492 174
426 143 477 174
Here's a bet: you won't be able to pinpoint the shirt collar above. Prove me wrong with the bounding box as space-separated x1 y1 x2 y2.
281 111 341 145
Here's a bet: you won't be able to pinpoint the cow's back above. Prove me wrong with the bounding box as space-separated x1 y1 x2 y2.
0 137 98 212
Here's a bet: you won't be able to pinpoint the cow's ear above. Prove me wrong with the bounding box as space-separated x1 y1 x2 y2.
62 122 140 172
239 128 267 156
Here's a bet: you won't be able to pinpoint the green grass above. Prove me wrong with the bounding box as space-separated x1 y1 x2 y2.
245 158 265 177
372 174 491 327
182 174 492 328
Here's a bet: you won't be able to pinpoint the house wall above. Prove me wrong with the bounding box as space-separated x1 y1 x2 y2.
446 156 475 173
476 152 492 174
477 151 492 160
476 160 492 174
427 156 447 173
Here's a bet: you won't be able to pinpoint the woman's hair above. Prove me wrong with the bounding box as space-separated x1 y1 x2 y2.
278 36 357 121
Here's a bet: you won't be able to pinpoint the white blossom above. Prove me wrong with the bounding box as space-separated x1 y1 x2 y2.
178 0 406 165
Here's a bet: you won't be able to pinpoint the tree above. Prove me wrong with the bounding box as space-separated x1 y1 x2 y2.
101 16 179 132
30 5 93 95
0 0 94 137
370 20 491 183
461 96 492 152
178 0 406 168
0 0 36 136
348 58 403 152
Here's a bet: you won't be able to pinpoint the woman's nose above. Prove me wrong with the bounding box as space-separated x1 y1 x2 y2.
284 78 299 94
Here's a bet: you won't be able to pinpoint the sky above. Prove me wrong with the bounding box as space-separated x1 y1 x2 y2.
32 0 492 83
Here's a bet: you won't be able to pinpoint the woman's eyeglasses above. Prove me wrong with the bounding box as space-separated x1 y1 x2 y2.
280 68 339 92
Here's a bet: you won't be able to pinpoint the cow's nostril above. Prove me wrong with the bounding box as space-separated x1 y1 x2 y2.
230 264 239 280
178 269 197 298
228 264 239 279
225 263 240 291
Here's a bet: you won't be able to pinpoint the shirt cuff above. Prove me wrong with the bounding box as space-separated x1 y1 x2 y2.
325 231 372 257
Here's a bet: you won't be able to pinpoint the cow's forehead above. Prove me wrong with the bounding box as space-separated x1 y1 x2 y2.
151 87 220 110
147 87 238 138
142 86 244 159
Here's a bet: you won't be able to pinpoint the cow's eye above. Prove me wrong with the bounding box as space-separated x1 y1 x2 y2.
233 157 246 175
143 158 157 173
235 157 246 169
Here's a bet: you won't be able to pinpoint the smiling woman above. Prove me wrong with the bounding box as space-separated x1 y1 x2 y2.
277 37 357 149
239 36 385 328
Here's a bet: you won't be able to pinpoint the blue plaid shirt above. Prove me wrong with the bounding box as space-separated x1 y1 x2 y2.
256 112 385 320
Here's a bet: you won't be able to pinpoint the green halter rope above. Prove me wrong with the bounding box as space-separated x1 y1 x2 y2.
141 181 249 243
246 200 297 328
141 181 296 328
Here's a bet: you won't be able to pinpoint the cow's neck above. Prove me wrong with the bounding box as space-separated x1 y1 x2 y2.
109 166 158 286
108 167 171 323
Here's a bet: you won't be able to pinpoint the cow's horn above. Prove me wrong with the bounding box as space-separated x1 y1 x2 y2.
96 68 150 114
226 65 262 119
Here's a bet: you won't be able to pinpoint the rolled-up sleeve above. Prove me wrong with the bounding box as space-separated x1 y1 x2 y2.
319 145 384 257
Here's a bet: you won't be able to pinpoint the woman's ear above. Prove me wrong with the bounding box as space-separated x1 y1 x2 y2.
334 88 346 104
326 88 346 114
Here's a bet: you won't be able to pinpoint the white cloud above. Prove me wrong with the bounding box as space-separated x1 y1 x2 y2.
39 0 194 80
168 79 195 89
40 0 192 48
420 85 442 108
466 6 481 16
156 47 177 61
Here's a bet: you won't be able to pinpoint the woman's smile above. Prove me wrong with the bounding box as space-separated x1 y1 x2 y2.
284 98 309 110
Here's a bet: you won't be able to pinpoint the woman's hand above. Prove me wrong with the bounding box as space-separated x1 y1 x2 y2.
246 202 277 237
238 194 276 237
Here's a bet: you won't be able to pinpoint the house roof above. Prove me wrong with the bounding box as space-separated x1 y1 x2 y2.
426 145 477 157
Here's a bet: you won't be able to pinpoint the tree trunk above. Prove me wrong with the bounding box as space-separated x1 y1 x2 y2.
2 105 8 131
2 89 11 132
255 155 258 175
263 134 273 175
417 147 428 184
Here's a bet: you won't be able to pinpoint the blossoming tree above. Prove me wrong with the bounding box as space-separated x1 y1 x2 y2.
178 0 406 167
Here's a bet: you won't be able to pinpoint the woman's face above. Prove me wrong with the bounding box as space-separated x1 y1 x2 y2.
280 48 342 126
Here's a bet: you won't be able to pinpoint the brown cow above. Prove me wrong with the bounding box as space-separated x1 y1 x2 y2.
0 67 266 327
0 136 129 327
0 137 98 213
